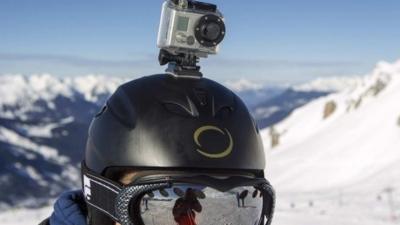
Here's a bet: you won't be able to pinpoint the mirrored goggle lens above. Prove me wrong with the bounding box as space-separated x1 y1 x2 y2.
138 184 264 225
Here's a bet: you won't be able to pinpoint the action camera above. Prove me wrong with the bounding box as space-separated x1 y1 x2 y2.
157 0 226 58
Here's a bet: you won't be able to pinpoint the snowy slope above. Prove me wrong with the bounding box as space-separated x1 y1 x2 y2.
225 77 361 129
262 60 400 224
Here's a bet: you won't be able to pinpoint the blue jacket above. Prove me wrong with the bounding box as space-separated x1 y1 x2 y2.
40 190 87 225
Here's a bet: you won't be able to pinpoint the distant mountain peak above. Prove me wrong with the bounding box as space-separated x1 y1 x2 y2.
224 78 265 92
293 76 363 93
0 74 125 120
0 74 125 105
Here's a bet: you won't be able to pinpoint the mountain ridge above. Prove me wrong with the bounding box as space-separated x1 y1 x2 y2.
263 60 400 191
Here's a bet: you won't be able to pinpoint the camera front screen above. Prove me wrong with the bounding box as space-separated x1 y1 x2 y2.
177 16 190 32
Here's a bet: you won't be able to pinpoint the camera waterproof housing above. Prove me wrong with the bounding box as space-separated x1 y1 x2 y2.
157 0 225 58
157 0 226 77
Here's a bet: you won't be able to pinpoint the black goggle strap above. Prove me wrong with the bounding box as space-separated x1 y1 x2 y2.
82 165 123 222
81 164 170 225
258 182 276 225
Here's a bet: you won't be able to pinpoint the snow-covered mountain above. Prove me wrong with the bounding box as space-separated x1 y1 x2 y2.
224 78 342 129
0 74 125 208
0 74 124 120
263 60 400 224
251 88 331 129
224 78 286 107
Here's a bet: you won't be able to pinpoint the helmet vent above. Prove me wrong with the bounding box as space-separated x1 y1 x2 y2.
193 88 208 106
162 96 199 118
214 106 233 120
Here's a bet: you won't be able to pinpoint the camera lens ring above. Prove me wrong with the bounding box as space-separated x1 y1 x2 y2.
195 14 226 48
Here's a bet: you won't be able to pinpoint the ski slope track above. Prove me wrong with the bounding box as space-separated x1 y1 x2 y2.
263 60 400 224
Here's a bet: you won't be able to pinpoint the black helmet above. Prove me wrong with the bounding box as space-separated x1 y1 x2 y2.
85 74 265 174
82 74 273 225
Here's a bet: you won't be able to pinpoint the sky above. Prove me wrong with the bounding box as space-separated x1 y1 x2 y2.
1 0 400 84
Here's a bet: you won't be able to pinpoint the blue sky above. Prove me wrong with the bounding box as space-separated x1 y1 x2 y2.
1 0 399 84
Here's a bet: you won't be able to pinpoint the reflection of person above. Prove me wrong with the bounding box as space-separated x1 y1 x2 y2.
173 188 202 225
238 190 249 208
236 192 240 207
142 197 149 211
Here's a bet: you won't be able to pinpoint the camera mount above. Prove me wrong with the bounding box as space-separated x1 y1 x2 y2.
159 49 202 78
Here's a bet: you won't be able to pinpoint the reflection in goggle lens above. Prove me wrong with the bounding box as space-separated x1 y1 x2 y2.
139 184 264 225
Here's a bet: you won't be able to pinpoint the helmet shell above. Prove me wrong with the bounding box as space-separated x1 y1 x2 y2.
85 74 265 174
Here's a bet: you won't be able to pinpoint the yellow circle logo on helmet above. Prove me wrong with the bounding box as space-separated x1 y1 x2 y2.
193 125 233 158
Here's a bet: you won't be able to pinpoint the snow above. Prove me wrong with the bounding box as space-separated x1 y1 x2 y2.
0 205 53 225
61 164 81 186
0 74 125 119
13 162 48 186
255 106 281 118
25 166 48 186
225 78 264 92
64 75 125 102
262 60 400 224
18 116 74 138
293 76 363 92
0 74 72 109
0 74 123 105
0 126 69 164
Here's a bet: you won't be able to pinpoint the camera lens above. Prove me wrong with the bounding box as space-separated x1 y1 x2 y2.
195 14 225 48
201 22 221 41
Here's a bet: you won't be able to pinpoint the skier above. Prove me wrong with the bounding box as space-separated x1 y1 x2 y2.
236 192 241 207
142 197 149 211
239 190 249 208
40 1 275 224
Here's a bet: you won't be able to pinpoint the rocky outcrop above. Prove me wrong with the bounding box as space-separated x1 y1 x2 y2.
269 126 280 148
323 101 337 119
346 78 389 112
397 115 400 127
369 79 387 96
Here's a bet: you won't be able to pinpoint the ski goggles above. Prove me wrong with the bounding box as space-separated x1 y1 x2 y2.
82 163 275 225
